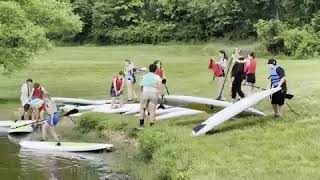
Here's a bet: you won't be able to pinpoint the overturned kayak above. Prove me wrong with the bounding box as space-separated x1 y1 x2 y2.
0 120 15 127
163 95 266 116
20 141 113 152
156 109 203 121
192 87 281 136
52 97 111 105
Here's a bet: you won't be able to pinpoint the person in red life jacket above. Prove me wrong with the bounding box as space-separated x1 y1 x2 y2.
267 59 287 118
154 60 166 109
208 50 228 99
30 83 47 122
110 71 125 109
231 56 246 103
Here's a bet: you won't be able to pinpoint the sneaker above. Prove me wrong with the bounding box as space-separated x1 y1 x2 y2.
56 142 61 146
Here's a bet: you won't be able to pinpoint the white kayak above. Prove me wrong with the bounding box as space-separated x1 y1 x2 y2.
52 97 111 105
164 95 266 116
92 104 140 114
0 120 15 127
59 105 95 112
192 87 281 136
156 109 204 121
20 141 113 152
8 120 34 134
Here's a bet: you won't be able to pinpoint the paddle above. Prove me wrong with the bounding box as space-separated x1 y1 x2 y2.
11 109 79 129
217 51 234 100
242 83 294 99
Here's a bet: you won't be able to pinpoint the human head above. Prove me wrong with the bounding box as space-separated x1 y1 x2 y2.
267 59 277 68
153 60 162 68
248 52 255 60
149 63 157 73
219 50 228 60
26 78 33 83
33 83 40 89
124 59 131 65
118 71 125 78
24 104 30 112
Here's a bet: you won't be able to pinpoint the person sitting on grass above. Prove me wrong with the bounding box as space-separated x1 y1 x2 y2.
41 95 61 146
267 59 287 118
138 63 162 129
110 71 125 109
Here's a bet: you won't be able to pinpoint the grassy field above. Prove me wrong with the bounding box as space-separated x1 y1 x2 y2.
1 41 320 179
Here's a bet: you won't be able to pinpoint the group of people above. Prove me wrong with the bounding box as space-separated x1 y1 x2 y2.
20 79 60 145
109 60 167 128
209 48 287 118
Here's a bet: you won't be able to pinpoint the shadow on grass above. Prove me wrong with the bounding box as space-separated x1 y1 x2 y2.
0 98 19 104
206 116 272 135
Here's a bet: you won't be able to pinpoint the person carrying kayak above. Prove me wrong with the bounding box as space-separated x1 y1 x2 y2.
124 59 137 102
154 60 166 109
234 51 257 95
231 55 246 103
208 50 228 99
267 59 287 118
41 95 60 146
138 63 162 129
20 78 33 120
30 83 47 122
110 71 125 109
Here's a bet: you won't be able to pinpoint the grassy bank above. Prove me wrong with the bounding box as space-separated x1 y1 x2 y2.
1 42 320 179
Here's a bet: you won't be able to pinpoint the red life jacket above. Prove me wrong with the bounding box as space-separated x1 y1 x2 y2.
113 77 123 91
155 67 164 79
32 87 43 99
208 59 223 77
245 58 256 74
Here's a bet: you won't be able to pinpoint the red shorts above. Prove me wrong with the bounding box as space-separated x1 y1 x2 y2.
39 103 46 111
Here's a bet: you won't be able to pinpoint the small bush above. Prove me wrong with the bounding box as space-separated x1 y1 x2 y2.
78 113 100 133
254 19 286 54
138 126 172 162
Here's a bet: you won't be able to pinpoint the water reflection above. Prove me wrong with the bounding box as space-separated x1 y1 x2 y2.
0 132 116 180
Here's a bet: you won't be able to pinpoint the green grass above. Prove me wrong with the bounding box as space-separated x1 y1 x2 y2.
1 41 320 179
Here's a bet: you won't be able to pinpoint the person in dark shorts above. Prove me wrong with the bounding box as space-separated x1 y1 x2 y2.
268 59 287 117
231 56 246 103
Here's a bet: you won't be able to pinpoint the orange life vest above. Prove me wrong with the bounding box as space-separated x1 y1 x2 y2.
208 59 223 77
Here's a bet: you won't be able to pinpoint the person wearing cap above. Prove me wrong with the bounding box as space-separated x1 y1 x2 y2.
230 54 246 103
138 63 162 129
20 78 33 120
154 60 166 109
268 59 287 117
124 60 137 101
109 71 125 109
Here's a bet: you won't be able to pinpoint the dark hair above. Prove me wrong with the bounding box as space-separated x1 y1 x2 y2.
33 83 40 88
267 59 277 65
219 50 228 60
249 52 255 58
24 104 30 112
149 64 158 73
118 71 125 76
26 78 33 83
153 60 162 66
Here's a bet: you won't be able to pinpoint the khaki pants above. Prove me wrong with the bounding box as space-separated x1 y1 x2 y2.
140 91 158 123
127 80 137 100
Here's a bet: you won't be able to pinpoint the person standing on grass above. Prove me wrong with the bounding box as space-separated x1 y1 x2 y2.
110 71 125 109
20 78 33 120
208 50 228 100
154 60 166 109
138 63 162 129
124 59 137 102
234 51 257 95
41 95 61 146
231 55 246 103
268 59 287 118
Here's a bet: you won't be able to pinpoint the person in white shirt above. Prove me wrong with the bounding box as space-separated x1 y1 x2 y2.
20 78 33 120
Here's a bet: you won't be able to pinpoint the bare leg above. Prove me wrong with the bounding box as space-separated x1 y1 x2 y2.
127 81 133 100
42 122 48 140
111 97 116 109
119 95 124 107
278 105 283 117
48 126 59 142
272 104 278 116
218 77 225 99
39 110 45 121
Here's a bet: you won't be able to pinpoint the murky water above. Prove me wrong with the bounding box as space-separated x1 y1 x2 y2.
0 130 118 180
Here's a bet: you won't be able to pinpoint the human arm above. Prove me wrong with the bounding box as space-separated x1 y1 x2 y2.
276 67 286 87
